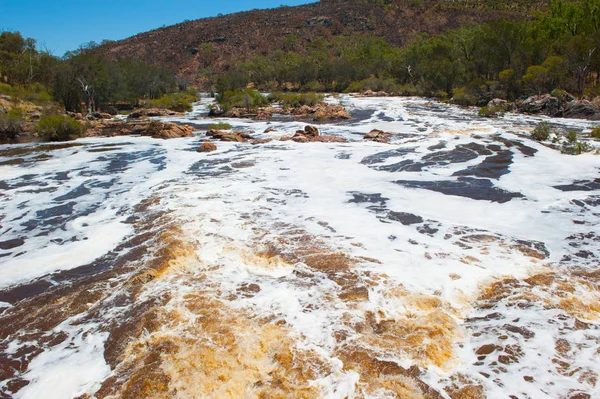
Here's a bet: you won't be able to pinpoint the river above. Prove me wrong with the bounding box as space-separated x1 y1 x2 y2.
0 95 599 399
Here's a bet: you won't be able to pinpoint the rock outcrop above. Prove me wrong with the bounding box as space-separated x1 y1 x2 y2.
206 129 254 142
128 108 184 119
87 120 194 139
518 95 561 116
280 125 346 143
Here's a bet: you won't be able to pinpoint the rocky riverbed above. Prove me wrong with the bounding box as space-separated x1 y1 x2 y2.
0 95 599 399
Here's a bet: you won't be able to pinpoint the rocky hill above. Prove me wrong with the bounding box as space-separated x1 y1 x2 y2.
99 0 529 83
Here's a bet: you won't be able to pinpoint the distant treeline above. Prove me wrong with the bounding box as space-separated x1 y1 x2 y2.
213 0 600 103
0 32 178 113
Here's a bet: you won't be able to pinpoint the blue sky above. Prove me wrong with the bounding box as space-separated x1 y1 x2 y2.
1 0 315 56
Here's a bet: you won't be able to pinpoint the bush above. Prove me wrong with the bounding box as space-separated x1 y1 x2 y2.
0 113 23 140
36 115 86 142
531 121 552 141
217 89 269 112
452 87 478 106
144 92 196 112
344 77 398 94
566 131 578 143
590 127 600 139
207 122 232 130
267 92 324 108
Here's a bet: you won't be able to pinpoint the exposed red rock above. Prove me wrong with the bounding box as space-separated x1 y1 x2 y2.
197 142 217 152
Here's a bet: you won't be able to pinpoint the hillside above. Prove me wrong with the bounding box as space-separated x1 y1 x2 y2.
99 0 530 83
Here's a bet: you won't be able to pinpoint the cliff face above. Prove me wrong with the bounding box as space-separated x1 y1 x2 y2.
99 0 522 83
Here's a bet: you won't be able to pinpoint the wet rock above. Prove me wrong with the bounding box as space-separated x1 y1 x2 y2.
0 238 25 250
263 127 277 133
504 324 535 339
383 211 423 225
250 138 273 145
395 177 524 203
338 286 369 301
518 95 561 116
475 344 499 355
197 142 217 152
363 129 391 143
206 129 254 142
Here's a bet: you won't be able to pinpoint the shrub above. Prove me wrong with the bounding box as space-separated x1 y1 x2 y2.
207 122 232 130
478 105 506 118
0 113 23 140
531 121 552 141
217 89 269 112
591 127 600 139
267 92 324 108
36 115 85 142
344 77 398 94
452 87 477 106
145 92 196 112
566 131 578 143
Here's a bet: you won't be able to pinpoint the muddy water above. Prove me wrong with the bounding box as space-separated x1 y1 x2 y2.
1 96 599 399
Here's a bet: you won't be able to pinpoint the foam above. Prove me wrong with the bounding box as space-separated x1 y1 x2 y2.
1 95 599 398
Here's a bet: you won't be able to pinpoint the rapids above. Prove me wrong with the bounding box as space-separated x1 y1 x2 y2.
0 95 599 399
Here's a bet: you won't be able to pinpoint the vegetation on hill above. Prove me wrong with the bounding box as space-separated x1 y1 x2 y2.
213 0 600 103
0 31 189 115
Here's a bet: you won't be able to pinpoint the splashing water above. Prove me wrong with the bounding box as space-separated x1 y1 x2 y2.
1 95 599 399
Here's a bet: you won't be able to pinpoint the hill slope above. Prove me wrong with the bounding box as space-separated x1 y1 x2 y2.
99 0 528 83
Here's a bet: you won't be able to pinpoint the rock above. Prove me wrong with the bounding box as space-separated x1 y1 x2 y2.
487 98 514 111
563 100 600 120
208 105 224 117
127 108 182 119
250 138 273 145
281 126 346 143
153 123 194 139
91 112 114 120
29 113 42 120
206 129 254 142
518 95 561 116
263 127 277 133
86 120 194 139
128 111 143 119
304 125 319 137
197 142 217 152
364 129 391 143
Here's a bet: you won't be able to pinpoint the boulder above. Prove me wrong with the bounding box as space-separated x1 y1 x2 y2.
487 98 514 111
563 100 600 120
91 112 114 120
206 129 254 142
518 95 561 116
263 127 277 133
197 142 217 152
364 129 391 143
304 125 319 137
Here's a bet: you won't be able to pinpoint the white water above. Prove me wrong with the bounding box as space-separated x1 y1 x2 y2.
1 95 599 399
